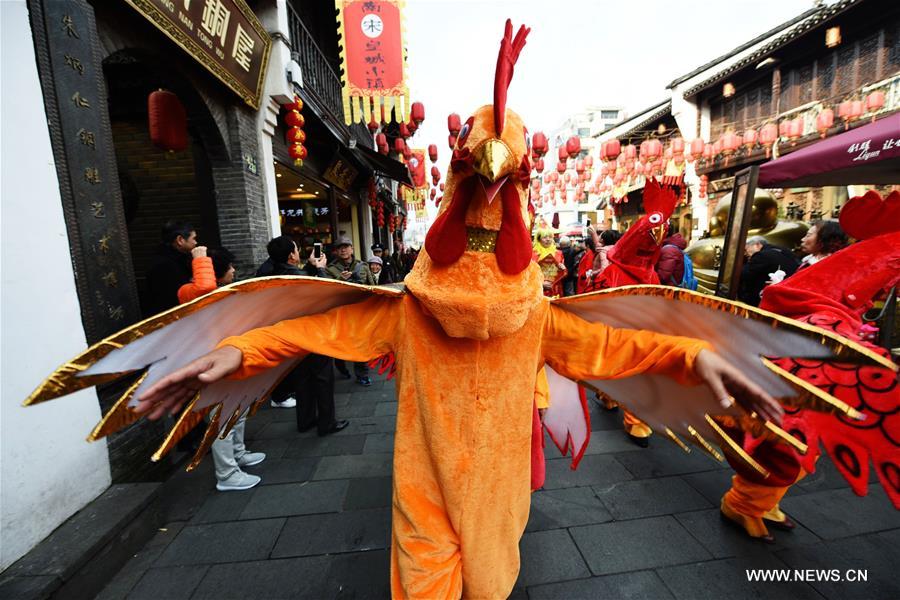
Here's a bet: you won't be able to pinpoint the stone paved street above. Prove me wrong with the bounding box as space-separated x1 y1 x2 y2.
98 372 900 599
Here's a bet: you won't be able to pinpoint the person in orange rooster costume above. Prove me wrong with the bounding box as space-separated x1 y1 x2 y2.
720 190 900 541
590 181 682 445
27 22 883 600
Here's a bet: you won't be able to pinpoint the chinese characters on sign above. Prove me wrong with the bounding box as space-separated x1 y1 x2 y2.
323 155 359 191
124 0 270 108
336 0 409 125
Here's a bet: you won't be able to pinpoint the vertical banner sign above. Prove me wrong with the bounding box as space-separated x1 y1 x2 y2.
407 149 427 189
335 0 409 125
28 0 142 342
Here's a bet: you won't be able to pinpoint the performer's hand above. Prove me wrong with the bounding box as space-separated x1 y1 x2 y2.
694 349 783 425
135 346 243 420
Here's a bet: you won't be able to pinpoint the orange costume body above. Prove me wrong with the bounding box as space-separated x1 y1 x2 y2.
219 257 707 598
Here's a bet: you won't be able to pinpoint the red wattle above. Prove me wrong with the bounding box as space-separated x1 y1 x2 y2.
495 183 531 274
424 177 475 266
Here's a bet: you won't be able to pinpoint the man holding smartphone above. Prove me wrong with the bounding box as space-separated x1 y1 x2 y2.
325 237 375 385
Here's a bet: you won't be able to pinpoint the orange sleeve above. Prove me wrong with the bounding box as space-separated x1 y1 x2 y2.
217 295 401 379
542 304 710 386
177 257 217 304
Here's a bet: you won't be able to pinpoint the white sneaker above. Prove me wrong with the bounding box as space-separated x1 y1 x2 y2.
271 397 296 408
216 470 261 492
236 451 266 467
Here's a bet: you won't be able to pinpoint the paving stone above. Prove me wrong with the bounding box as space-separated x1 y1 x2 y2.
155 519 285 566
325 550 391 598
127 565 208 600
333 392 353 408
528 570 675 600
374 402 398 416
580 429 649 455
313 453 393 480
614 444 725 479
191 492 254 524
526 487 612 532
516 529 591 587
254 420 301 440
674 508 821 559
283 434 366 458
271 508 392 558
245 438 290 460
363 433 395 454
252 457 320 485
343 415 397 435
508 586 528 600
594 477 711 520
344 477 393 510
680 470 739 505
0 576 59 600
781 485 900 540
267 405 300 422
776 531 900 599
586 398 630 431
96 524 185 600
794 456 859 494
337 401 379 418
542 455 634 490
658 554 822 600
239 481 349 520
191 556 332 599
570 515 711 575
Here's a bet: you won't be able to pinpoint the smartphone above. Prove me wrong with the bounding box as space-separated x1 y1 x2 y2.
313 242 322 258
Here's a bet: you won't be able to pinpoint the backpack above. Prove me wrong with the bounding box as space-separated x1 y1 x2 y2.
663 244 698 291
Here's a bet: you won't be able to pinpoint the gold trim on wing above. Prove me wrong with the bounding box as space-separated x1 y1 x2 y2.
219 405 245 440
704 415 770 478
23 277 404 407
151 395 211 462
763 420 809 454
760 357 865 420
663 427 691 453
554 285 895 371
187 404 223 472
687 425 724 462
86 372 149 442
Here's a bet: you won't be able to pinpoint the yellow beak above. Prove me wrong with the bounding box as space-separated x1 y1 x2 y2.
650 223 668 245
472 138 513 183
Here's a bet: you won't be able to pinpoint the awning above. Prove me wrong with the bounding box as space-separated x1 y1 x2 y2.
352 144 412 186
758 115 900 187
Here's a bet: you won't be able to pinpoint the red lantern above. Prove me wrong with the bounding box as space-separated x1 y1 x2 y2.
850 100 864 121
866 91 885 114
566 136 581 157
447 113 461 135
690 138 705 157
430 188 437 200
838 100 852 121
788 118 804 140
286 127 306 144
402 146 412 161
742 129 757 148
712 140 722 155
431 165 440 180
367 119 379 133
288 143 307 166
448 134 457 149
428 144 438 162
407 120 418 135
557 146 568 162
816 109 834 138
556 162 566 174
625 144 637 160
378 144 389 156
284 96 304 112
148 90 188 152
534 158 544 172
532 132 548 156
671 137 685 154
644 139 662 160
575 159 585 173
759 123 777 157
604 139 621 160
399 122 411 139
375 133 387 147
285 111 304 127
411 101 425 125
394 138 406 153
439 183 445 191
779 120 792 137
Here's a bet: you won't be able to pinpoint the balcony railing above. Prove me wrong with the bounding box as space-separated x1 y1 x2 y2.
287 5 344 124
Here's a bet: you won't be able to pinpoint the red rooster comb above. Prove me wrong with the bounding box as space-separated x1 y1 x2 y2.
494 19 530 136
839 190 900 241
642 177 678 218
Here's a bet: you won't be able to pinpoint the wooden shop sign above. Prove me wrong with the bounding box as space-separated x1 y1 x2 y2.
124 0 271 109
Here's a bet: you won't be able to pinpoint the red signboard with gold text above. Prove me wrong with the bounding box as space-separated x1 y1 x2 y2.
336 0 409 125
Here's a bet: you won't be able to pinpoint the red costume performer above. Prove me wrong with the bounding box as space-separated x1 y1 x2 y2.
721 189 900 540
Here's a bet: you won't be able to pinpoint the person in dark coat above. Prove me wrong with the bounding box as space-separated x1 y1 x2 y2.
371 243 397 284
146 221 197 315
738 236 800 306
655 225 687 286
264 235 348 436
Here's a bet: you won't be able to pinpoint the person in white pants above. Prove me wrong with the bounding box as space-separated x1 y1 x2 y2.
211 413 266 491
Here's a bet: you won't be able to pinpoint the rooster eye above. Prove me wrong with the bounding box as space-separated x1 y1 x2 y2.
525 131 531 151
457 116 474 147
648 213 662 224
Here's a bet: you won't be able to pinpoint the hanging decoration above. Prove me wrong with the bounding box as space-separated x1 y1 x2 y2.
335 0 409 126
148 89 188 152
283 95 307 166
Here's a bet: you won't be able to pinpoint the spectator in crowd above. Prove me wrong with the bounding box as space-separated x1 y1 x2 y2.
326 237 374 386
371 243 398 283
368 255 392 285
391 239 408 281
177 245 266 491
798 220 849 270
559 236 578 296
738 236 800 306
655 223 687 286
592 229 622 278
146 221 197 315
